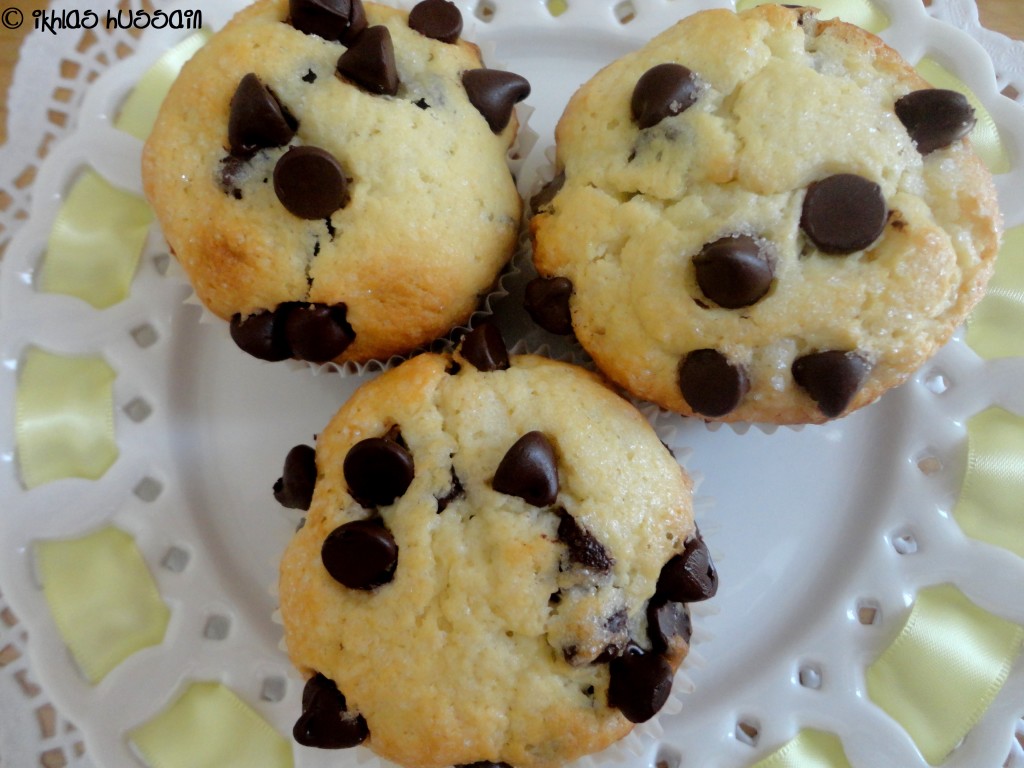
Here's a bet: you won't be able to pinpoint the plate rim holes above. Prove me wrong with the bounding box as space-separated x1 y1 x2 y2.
892 531 919 555
613 0 636 24
123 396 152 423
735 717 760 746
798 662 823 689
160 545 190 573
856 599 881 626
655 743 682 768
915 452 943 476
923 370 949 394
129 322 159 348
260 675 287 702
202 613 231 641
133 476 163 503
474 0 496 22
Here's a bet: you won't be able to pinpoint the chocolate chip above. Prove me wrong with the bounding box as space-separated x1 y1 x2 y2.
693 235 774 309
414 97 430 110
337 25 399 96
230 309 292 361
646 597 691 655
524 276 574 335
274 146 350 220
408 0 462 43
455 763 513 768
344 434 415 507
631 63 700 129
656 536 718 603
274 444 317 510
895 88 976 155
322 517 398 589
293 673 369 748
529 171 565 213
678 349 749 417
283 303 354 363
462 69 531 133
459 322 509 372
435 467 464 513
593 608 630 663
289 0 366 44
791 350 871 418
556 509 613 572
492 431 558 507
228 73 297 156
302 69 318 83
800 174 887 255
607 645 674 723
218 155 249 197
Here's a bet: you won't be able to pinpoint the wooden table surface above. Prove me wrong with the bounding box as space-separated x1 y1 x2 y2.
0 0 1022 145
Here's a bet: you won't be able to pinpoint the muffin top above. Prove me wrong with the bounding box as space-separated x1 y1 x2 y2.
277 328 715 768
530 4 1002 424
143 0 528 364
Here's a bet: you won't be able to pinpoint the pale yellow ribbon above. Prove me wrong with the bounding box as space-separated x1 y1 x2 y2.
130 681 294 768
751 729 852 768
967 226 1024 359
115 31 210 141
37 31 208 309
954 406 1024 558
35 526 170 683
735 0 890 34
866 584 1024 765
38 170 154 309
15 348 118 489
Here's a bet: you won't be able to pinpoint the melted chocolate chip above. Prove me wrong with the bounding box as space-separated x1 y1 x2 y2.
791 350 871 418
529 171 565 213
228 73 297 156
631 63 700 129
282 303 355 363
896 88 976 155
293 673 369 748
218 155 249 197
337 25 399 96
343 434 415 508
322 517 398 589
459 322 510 372
800 174 887 255
556 509 613 572
230 309 292 361
289 0 366 44
678 349 749 417
607 645 674 723
492 431 559 507
693 235 774 309
435 467 464 513
462 69 531 133
408 0 462 43
524 276 574 335
656 536 718 603
274 146 350 220
646 597 691 655
274 444 317 510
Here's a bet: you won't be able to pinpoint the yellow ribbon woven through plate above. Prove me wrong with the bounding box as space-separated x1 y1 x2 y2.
953 407 1024 559
751 729 852 768
967 226 1024 359
130 681 294 768
15 348 118 489
37 31 208 309
116 30 210 141
37 170 153 309
35 526 170 684
735 0 890 34
866 584 1024 765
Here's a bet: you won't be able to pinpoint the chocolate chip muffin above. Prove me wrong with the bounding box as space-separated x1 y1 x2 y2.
277 325 716 768
143 0 530 365
529 4 1002 424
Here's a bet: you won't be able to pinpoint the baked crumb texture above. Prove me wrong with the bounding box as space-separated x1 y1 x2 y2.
530 5 1002 424
278 326 718 768
143 0 529 364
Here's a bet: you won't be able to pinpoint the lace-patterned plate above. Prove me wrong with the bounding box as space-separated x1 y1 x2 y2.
1 1 1023 767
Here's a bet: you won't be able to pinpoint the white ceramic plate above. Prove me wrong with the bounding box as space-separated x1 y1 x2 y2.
2 1 1024 766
